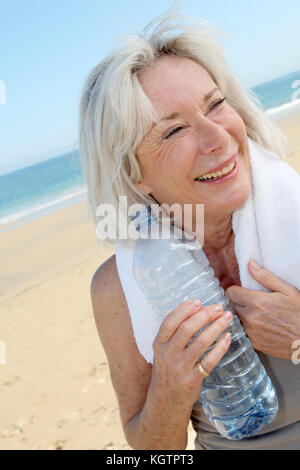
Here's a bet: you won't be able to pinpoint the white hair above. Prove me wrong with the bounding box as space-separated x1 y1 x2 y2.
78 8 289 232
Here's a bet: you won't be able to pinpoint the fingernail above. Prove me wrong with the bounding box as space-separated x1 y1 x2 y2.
224 332 231 342
192 300 202 309
224 311 233 321
250 260 261 270
214 305 223 313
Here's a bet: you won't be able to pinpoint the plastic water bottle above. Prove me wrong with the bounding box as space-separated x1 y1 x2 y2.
132 209 279 440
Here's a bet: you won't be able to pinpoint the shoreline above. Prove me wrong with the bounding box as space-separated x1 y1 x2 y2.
266 97 300 120
0 187 87 234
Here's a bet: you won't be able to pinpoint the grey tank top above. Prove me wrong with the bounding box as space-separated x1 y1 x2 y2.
191 352 300 450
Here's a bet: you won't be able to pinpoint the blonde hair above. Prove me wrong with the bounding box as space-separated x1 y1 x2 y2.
78 8 289 230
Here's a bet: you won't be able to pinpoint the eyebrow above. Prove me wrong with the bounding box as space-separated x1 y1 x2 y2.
154 86 220 126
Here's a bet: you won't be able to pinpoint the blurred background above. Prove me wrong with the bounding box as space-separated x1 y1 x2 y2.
0 0 299 450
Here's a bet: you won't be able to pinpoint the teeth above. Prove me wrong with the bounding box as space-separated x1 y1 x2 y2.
196 160 235 181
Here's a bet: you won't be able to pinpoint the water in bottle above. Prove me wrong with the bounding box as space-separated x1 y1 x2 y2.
132 208 279 440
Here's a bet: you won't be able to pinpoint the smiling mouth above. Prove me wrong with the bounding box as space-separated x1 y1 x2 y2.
195 159 236 182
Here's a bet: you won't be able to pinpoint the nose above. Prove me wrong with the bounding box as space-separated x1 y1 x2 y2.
192 112 228 155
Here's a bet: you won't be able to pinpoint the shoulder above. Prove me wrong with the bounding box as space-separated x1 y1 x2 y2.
90 253 140 358
91 254 129 323
90 254 145 361
91 253 128 303
91 254 118 295
90 254 153 428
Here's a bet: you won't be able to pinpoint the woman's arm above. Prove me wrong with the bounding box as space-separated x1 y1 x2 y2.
91 255 190 449
91 255 232 449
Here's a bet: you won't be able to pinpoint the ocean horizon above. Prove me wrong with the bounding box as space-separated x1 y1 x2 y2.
1 69 300 232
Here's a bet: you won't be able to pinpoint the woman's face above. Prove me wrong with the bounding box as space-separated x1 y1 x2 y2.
136 55 251 219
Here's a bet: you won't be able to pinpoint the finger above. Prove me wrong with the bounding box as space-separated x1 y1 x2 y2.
197 332 232 376
248 260 297 295
157 300 202 344
229 304 248 330
168 304 224 351
226 285 266 307
185 310 233 364
229 301 247 318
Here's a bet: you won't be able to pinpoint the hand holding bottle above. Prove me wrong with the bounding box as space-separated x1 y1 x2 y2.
149 300 232 410
133 216 279 439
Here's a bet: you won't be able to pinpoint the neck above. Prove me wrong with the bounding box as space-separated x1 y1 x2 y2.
150 200 234 252
202 213 233 254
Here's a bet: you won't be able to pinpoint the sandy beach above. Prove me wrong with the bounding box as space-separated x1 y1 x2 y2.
0 113 299 450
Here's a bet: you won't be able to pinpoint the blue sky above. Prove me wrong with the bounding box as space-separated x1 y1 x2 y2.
0 0 300 176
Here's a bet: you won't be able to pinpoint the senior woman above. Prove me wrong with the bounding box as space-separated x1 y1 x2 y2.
79 13 300 450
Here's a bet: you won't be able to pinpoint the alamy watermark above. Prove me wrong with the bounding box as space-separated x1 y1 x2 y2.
95 197 205 245
0 340 6 365
0 80 6 104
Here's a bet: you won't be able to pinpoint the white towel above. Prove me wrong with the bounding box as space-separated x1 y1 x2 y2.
116 137 300 364
233 138 300 292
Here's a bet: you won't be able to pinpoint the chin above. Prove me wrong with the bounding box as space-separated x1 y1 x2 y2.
217 176 251 213
232 182 251 211
230 158 252 209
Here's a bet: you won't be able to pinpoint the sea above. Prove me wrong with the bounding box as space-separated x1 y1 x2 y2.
1 69 300 232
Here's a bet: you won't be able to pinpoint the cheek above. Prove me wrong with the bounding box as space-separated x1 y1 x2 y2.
222 108 248 143
234 116 248 144
141 138 196 185
219 109 250 166
166 137 199 170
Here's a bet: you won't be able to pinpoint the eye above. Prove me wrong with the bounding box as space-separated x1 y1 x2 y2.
208 97 226 113
164 126 185 139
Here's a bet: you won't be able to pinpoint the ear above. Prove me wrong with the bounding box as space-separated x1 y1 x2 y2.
136 180 153 195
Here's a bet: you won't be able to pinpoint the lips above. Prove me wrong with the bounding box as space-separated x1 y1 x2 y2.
195 156 239 185
194 152 238 180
